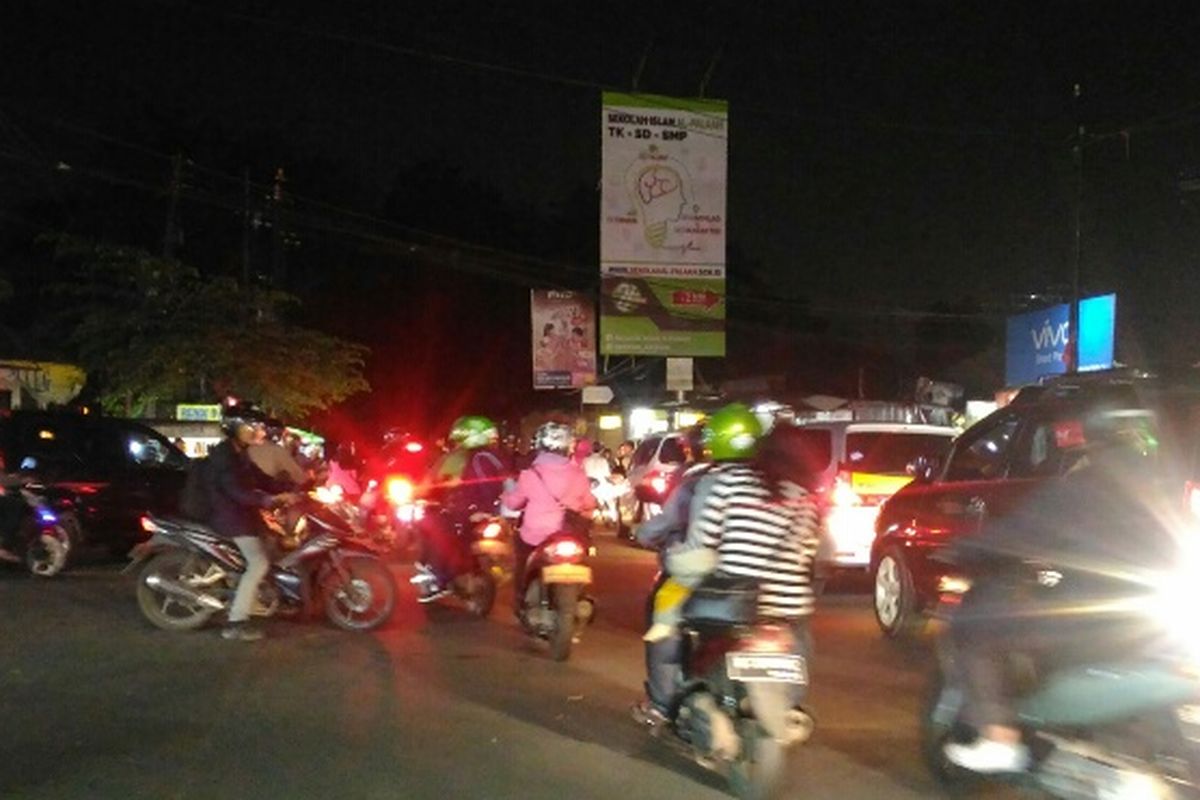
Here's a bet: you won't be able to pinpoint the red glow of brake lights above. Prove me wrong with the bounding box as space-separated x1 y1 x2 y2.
548 539 584 561
650 475 669 496
386 477 414 505
404 441 424 454
140 516 157 534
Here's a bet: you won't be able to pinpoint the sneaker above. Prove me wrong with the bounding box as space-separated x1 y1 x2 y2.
416 587 452 604
944 737 1029 774
631 698 669 728
221 624 264 642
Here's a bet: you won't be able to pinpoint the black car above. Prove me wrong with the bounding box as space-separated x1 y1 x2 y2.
870 370 1200 638
0 411 188 559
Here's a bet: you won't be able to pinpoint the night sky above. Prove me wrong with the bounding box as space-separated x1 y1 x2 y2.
3 2 1200 433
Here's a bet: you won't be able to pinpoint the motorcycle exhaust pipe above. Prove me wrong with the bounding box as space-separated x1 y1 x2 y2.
144 573 225 611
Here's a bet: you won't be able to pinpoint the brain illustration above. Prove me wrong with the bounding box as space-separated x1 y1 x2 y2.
611 282 646 314
637 166 682 204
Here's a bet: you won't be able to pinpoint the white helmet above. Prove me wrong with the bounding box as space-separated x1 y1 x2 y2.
534 422 572 455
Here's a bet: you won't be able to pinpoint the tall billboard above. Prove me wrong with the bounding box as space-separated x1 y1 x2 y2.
531 290 596 390
600 92 727 356
1005 294 1116 386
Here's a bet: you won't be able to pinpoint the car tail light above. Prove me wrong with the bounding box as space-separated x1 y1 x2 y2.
830 473 862 507
481 521 502 539
547 539 584 562
386 476 414 505
650 474 669 496
404 441 424 454
140 516 159 534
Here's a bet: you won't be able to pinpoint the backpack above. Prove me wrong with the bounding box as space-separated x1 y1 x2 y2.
178 455 214 522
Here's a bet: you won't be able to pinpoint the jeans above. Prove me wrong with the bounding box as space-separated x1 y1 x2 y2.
229 536 270 623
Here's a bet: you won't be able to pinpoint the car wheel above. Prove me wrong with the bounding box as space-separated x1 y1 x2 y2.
873 547 923 639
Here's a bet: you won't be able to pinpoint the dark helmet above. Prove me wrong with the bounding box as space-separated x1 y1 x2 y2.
221 405 265 439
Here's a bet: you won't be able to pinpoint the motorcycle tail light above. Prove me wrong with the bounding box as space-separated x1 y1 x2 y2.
140 516 159 534
739 624 795 653
650 475 669 496
547 539 584 562
395 503 425 523
481 521 502 539
386 476 414 505
404 441 424 453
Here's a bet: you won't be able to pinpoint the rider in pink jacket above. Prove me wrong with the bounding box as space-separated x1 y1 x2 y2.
501 422 595 597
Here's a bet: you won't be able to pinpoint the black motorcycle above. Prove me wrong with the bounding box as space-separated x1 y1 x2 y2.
409 503 504 617
517 530 596 661
0 483 77 577
127 492 397 633
646 578 815 800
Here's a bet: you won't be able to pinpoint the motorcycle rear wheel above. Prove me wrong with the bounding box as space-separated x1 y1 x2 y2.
136 551 218 631
464 570 496 618
550 583 579 662
728 720 787 800
324 555 397 632
25 524 71 577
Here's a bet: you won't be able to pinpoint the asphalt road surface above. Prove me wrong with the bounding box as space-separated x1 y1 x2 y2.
1 532 999 800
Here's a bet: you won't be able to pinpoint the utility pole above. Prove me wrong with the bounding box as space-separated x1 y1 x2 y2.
270 166 286 287
1068 83 1084 373
162 152 184 259
241 166 251 285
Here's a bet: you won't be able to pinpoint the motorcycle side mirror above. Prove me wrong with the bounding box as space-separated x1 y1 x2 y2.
906 455 939 484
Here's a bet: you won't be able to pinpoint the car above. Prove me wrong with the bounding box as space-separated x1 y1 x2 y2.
625 432 690 521
788 419 957 576
870 370 1200 639
0 411 188 560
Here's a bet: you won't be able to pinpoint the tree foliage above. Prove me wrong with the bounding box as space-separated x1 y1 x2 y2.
44 236 369 418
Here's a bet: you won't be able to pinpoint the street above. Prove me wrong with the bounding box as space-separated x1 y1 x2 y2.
3 534 984 800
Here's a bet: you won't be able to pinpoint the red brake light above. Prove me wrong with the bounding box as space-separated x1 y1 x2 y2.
650 475 669 495
404 441 424 454
548 539 584 562
386 477 414 505
140 516 157 534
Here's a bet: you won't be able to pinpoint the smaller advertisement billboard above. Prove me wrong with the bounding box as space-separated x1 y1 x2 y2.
531 290 596 390
1005 294 1116 386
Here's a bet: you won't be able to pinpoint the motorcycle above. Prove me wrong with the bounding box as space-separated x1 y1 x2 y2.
647 578 815 800
127 491 397 633
922 566 1200 798
517 530 596 661
0 483 77 577
408 501 503 618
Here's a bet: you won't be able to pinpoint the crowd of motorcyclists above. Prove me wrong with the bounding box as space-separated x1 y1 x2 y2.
7 392 1200 797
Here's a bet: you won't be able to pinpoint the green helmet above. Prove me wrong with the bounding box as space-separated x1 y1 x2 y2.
448 415 498 449
703 403 762 461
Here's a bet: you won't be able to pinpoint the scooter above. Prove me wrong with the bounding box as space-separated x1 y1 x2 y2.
0 483 76 577
517 529 596 661
646 577 814 800
923 567 1200 798
409 502 501 617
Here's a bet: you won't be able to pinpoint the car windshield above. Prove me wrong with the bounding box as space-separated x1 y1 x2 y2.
844 432 954 474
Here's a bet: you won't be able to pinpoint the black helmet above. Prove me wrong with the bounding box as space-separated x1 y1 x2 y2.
221 405 266 440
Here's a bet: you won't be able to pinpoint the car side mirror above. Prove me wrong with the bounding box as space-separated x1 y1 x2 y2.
907 455 939 484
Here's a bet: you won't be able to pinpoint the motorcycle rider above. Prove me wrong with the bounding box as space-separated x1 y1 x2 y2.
209 408 292 642
942 408 1173 773
415 416 509 600
634 405 822 724
501 421 595 608
247 417 308 492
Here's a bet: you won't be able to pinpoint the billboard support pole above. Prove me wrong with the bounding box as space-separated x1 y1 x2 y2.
1069 82 1084 373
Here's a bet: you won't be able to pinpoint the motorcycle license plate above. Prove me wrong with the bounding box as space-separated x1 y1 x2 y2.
541 564 592 584
471 540 512 557
726 653 808 685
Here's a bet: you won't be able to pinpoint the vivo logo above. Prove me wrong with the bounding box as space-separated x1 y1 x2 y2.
1031 319 1069 350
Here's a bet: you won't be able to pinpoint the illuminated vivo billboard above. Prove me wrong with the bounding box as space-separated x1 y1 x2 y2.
1005 294 1116 386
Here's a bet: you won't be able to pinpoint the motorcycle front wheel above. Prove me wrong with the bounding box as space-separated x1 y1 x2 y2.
324 555 397 632
136 550 219 631
550 583 580 662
